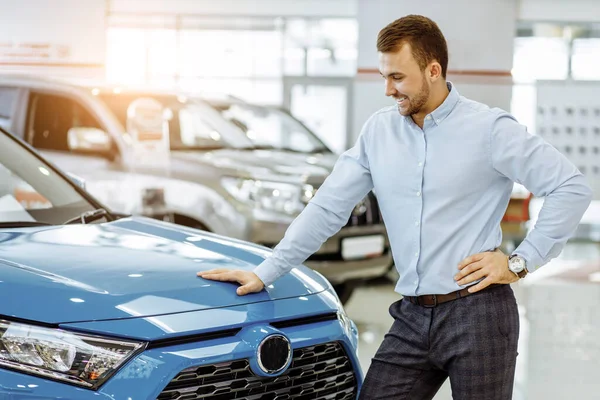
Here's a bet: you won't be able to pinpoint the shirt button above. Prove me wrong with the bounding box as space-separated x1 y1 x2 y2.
415 252 419 257
418 162 423 167
425 115 431 120
414 279 418 284
415 221 420 226
416 191 421 196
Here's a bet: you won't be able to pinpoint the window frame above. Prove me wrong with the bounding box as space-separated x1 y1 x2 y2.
24 89 120 159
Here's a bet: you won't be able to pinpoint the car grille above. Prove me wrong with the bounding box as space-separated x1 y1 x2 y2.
156 341 357 400
345 192 382 227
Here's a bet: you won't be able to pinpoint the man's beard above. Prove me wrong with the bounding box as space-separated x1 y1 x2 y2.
396 75 430 116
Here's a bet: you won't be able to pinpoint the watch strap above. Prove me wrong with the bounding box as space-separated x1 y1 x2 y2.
517 268 528 278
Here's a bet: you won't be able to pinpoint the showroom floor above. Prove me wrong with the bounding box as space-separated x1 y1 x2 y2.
345 230 600 400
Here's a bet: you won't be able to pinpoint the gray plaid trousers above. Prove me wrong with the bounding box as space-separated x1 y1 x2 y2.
358 284 519 400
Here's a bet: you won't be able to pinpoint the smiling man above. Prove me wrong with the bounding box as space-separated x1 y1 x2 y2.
198 15 592 399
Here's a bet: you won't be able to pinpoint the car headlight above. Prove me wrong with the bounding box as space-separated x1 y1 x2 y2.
322 286 348 325
325 286 358 349
0 319 145 389
222 177 314 215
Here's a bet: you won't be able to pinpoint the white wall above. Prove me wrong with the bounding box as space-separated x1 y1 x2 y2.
109 0 357 17
357 0 516 71
352 0 518 143
110 0 600 21
0 0 106 78
518 0 600 22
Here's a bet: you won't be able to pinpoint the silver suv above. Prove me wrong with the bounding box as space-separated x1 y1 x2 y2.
0 75 391 302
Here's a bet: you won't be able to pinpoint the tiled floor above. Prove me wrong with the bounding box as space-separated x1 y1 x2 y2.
345 236 600 399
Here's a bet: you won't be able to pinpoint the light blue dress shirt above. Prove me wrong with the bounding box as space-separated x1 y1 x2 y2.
254 83 593 296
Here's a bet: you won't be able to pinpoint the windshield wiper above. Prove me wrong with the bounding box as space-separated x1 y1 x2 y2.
0 221 53 228
308 147 331 154
238 145 308 153
237 145 330 154
171 145 226 151
237 145 277 151
63 208 110 225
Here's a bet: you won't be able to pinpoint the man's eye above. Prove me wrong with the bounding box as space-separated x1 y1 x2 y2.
392 76 403 81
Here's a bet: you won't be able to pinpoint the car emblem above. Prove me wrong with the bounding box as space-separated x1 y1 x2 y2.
257 334 291 374
352 198 368 216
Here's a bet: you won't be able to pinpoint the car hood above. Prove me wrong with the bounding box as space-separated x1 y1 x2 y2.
173 148 338 183
0 217 330 324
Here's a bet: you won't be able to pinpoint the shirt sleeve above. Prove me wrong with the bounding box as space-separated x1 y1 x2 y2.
490 111 593 272
253 116 376 286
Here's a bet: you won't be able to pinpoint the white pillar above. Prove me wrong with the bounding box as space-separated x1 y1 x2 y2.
353 0 517 142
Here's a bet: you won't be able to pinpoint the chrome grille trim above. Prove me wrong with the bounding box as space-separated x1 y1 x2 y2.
157 341 357 400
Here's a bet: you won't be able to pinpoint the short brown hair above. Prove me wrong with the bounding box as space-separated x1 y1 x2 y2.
377 15 448 78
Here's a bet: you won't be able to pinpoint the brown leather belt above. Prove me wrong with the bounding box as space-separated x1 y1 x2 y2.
403 284 500 308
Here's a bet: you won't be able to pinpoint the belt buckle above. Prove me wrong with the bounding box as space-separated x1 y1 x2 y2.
422 294 438 308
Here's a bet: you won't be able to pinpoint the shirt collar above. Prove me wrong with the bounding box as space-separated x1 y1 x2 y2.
426 81 460 126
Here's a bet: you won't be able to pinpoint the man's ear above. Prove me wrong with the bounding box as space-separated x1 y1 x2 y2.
428 62 443 82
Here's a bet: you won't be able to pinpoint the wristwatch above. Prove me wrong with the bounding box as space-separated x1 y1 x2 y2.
508 254 528 279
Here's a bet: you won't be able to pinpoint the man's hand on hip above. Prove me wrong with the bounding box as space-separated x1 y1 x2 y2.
454 249 519 293
197 269 265 295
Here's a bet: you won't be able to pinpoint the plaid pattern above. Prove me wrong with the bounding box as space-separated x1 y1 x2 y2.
359 284 519 400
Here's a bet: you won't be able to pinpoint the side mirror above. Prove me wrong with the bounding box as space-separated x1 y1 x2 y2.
66 172 86 190
67 127 113 158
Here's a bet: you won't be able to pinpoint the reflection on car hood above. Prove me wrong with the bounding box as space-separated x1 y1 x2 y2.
0 217 330 324
173 148 338 183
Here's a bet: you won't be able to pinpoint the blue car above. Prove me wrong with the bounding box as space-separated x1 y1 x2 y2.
0 127 362 399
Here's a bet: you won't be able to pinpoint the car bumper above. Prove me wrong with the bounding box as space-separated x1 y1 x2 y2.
0 317 362 399
305 252 392 284
251 219 392 283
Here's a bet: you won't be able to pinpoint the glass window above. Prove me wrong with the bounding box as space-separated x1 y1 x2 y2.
511 84 537 134
106 28 177 86
0 87 17 119
0 87 17 131
28 93 102 151
284 18 357 77
99 93 235 150
512 37 569 83
572 38 600 80
0 168 52 212
172 106 224 149
0 131 97 224
179 77 283 105
216 103 330 153
289 84 348 153
511 36 569 135
106 28 147 85
105 16 357 106
178 29 282 79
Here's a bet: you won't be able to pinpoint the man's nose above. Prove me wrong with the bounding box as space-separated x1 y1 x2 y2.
384 79 396 97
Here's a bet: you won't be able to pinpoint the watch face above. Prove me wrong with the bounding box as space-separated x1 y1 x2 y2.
509 256 525 273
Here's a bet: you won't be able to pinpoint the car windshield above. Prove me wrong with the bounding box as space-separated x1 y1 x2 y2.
213 103 332 154
0 129 98 225
98 93 249 150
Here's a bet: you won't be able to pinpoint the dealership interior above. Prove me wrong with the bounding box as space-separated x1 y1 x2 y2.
0 1 599 399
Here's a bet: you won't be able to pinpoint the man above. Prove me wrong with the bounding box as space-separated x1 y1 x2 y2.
198 15 592 399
